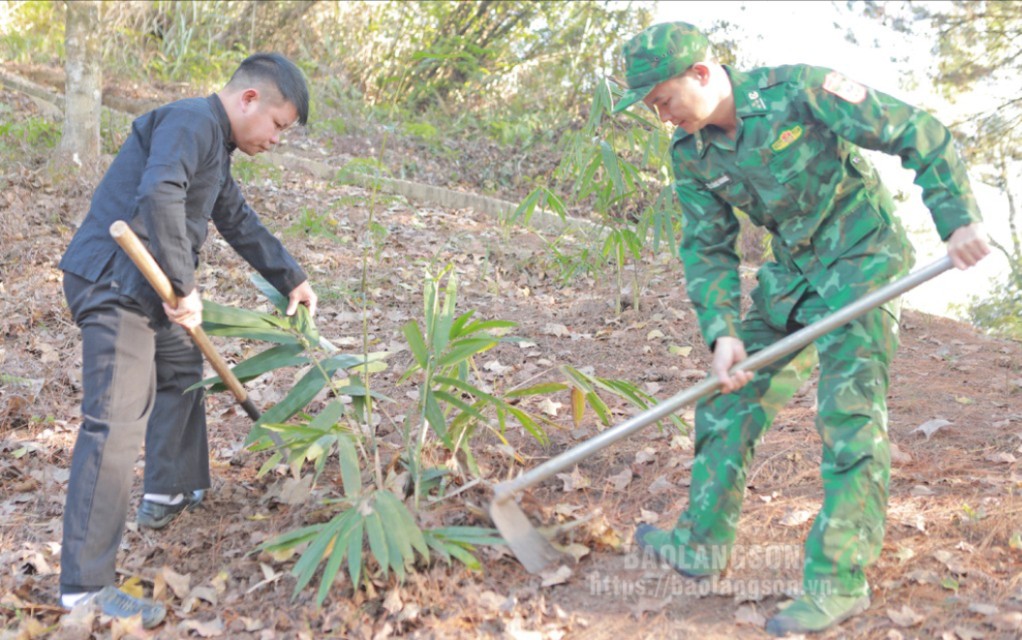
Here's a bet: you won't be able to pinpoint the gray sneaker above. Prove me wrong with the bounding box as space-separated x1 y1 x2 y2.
91 585 166 629
137 489 206 529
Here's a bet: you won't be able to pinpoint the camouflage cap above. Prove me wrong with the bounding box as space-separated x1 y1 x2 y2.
612 22 711 114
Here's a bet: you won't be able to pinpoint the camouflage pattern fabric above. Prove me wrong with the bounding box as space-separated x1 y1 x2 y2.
672 64 982 348
612 22 711 114
666 291 899 597
657 63 983 599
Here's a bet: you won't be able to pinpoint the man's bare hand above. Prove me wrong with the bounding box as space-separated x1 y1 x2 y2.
164 289 203 330
287 280 317 317
712 336 754 394
947 222 990 270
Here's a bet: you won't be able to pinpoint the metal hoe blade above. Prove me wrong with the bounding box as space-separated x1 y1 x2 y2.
488 488 564 574
489 256 953 573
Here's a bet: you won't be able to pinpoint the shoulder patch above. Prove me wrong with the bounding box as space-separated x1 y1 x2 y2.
822 71 867 104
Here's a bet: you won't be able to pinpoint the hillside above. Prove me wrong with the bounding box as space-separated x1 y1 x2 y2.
1 77 1021 640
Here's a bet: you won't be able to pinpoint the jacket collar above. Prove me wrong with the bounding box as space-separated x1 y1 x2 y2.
672 65 770 157
207 94 237 154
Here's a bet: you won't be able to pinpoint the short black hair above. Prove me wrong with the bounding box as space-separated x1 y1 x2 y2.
227 52 309 125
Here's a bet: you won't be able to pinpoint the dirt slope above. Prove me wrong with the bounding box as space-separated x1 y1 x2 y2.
1 85 1021 640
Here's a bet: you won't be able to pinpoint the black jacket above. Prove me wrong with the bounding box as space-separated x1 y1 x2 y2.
59 94 306 321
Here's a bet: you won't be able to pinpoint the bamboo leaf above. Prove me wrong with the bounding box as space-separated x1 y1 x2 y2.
445 542 482 570
507 406 548 445
504 382 568 397
336 432 363 498
202 299 291 330
365 508 390 578
433 375 500 406
202 323 300 345
316 511 363 605
375 492 413 579
189 343 307 392
402 320 429 369
423 389 451 448
256 451 284 478
599 140 625 195
437 337 498 368
571 385 586 428
291 515 345 596
309 399 345 431
511 187 543 225
433 390 488 424
586 390 610 425
249 273 289 313
346 518 364 589
290 303 320 345
262 521 322 553
560 365 595 393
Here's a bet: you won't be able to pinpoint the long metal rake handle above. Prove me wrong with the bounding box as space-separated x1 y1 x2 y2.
492 255 952 504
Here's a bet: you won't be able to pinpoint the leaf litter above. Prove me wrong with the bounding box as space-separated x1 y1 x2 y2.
0 86 1021 639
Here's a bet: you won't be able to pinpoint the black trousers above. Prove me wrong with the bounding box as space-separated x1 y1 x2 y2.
60 272 210 593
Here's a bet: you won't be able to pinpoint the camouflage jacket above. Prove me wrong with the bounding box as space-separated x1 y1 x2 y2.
671 64 982 347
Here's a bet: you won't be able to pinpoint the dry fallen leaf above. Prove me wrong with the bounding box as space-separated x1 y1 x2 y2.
556 468 590 492
539 398 563 417
177 618 225 637
887 604 924 627
634 448 657 465
542 323 570 337
734 604 766 627
638 509 660 524
967 602 998 616
539 564 573 587
932 550 969 575
669 344 693 357
607 468 632 492
155 565 191 601
630 596 669 619
890 442 912 464
913 418 953 440
778 509 813 527
647 476 675 494
555 542 591 562
985 451 1016 464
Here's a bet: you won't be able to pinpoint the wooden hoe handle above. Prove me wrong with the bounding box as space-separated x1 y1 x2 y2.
109 220 262 422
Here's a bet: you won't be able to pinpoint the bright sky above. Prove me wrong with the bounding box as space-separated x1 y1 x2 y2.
654 1 1013 320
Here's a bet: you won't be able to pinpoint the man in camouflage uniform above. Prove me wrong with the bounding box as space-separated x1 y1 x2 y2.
612 22 990 635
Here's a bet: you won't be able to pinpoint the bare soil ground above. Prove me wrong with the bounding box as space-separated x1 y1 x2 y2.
1 82 1021 640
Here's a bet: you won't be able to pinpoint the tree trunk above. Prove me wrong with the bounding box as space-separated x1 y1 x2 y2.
55 0 102 173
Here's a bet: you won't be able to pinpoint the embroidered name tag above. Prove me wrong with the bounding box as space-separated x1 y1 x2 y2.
822 71 867 104
771 125 803 152
706 175 732 189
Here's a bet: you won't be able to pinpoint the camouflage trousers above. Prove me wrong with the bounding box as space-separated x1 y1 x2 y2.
670 288 900 598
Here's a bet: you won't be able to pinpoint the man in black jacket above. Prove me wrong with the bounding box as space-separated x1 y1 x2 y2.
57 52 317 627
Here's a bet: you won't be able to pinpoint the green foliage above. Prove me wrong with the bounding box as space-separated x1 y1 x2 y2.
959 279 1022 341
399 266 548 489
286 206 345 243
232 158 283 185
403 121 439 142
306 1 652 114
0 113 61 154
192 275 521 601
0 1 65 63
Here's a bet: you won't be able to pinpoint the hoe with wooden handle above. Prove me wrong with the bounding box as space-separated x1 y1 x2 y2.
489 256 953 573
109 220 283 446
